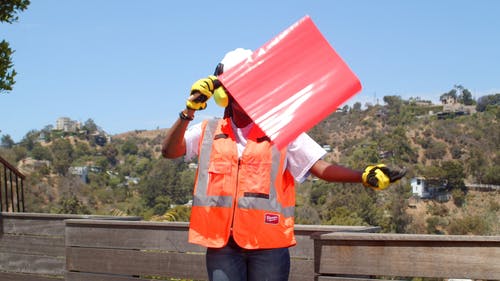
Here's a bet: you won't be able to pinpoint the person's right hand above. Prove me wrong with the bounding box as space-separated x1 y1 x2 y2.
186 75 221 110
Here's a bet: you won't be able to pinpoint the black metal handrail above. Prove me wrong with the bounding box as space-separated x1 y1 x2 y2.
0 155 25 212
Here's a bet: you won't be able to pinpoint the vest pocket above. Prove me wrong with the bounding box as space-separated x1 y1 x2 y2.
207 161 233 196
239 162 272 196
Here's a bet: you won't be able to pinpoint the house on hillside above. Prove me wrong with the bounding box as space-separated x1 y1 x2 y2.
56 117 80 132
439 95 476 116
411 177 430 198
411 177 449 201
69 166 89 183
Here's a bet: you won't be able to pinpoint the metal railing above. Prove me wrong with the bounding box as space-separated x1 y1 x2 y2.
0 155 25 212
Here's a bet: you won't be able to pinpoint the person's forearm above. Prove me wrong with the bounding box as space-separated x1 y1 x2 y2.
161 108 195 159
310 159 363 183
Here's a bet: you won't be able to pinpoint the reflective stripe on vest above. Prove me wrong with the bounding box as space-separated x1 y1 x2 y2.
192 118 233 208
193 118 294 218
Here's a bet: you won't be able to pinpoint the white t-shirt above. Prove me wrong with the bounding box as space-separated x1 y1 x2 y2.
184 119 326 183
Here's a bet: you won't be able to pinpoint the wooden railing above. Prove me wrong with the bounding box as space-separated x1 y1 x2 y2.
1 212 499 281
0 155 25 212
314 232 500 280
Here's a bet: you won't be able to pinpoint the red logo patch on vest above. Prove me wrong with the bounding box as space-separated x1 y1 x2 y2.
265 213 280 224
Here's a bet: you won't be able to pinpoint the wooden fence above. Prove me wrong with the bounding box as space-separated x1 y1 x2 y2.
1 212 499 280
0 212 141 281
314 232 500 280
0 155 25 212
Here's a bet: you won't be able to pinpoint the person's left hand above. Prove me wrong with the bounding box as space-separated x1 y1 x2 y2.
362 164 406 190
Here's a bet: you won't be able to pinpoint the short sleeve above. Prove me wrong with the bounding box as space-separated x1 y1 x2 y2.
184 122 203 161
286 133 327 183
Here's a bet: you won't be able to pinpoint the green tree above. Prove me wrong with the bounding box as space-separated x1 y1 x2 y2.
0 0 30 93
140 158 190 208
448 215 491 235
382 95 413 126
51 138 74 175
152 195 172 215
295 204 321 224
0 39 16 93
82 118 98 133
451 189 466 207
383 95 403 108
57 195 91 214
31 143 52 161
349 142 379 166
0 146 17 163
441 160 465 191
424 140 447 160
0 0 30 23
381 184 412 233
12 145 27 161
135 157 151 176
121 139 139 155
19 129 39 151
476 93 500 112
483 165 500 185
167 205 191 222
73 141 91 160
102 143 119 167
352 102 362 112
1 134 15 148
40 125 53 142
455 85 475 105
379 126 418 163
440 88 457 101
467 148 487 182
426 216 446 234
325 206 366 226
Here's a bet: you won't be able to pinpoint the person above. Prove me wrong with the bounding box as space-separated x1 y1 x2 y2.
162 48 406 281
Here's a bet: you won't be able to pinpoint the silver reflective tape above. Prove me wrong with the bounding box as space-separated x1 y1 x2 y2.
194 119 219 198
268 146 281 200
238 197 295 218
193 194 233 208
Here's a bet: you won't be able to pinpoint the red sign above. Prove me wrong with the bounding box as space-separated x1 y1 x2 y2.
264 213 279 225
218 15 362 149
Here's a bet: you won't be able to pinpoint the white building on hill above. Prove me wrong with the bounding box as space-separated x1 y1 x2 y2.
411 177 431 198
56 117 80 132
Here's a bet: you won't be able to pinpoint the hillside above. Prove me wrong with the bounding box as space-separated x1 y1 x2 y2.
3 96 499 234
113 129 167 140
407 190 499 235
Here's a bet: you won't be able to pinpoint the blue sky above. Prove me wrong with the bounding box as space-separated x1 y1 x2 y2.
1 0 499 142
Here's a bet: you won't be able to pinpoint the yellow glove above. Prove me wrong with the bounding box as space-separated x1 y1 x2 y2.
186 75 220 110
362 164 406 190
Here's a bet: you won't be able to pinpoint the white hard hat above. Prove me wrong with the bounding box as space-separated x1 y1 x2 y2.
213 48 252 108
219 48 253 73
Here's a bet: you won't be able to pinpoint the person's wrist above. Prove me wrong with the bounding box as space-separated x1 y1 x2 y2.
179 109 195 121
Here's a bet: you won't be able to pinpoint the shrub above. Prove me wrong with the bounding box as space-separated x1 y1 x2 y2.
448 215 491 235
451 189 466 207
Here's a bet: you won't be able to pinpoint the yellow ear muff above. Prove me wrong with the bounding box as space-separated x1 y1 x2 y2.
214 87 229 107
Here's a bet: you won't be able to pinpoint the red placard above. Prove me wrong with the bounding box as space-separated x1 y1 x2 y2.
218 15 362 149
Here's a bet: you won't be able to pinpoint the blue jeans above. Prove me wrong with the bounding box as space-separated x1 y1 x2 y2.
206 236 290 281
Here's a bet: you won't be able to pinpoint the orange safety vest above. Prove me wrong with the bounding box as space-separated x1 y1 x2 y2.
188 118 296 249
